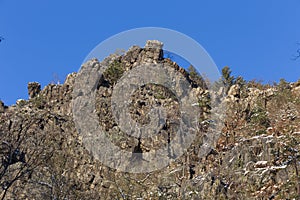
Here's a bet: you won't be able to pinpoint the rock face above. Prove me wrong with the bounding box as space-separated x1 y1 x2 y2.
292 83 300 95
27 82 41 99
0 101 5 113
228 84 240 97
0 41 299 199
226 84 240 102
143 40 164 62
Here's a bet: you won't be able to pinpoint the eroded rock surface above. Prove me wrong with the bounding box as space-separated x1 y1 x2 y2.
0 41 299 199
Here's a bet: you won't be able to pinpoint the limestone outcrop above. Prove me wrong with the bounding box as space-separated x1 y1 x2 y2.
0 41 299 199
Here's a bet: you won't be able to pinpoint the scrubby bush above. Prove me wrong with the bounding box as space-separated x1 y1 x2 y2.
103 60 124 85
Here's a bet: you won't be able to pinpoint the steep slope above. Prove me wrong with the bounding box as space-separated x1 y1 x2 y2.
0 41 299 199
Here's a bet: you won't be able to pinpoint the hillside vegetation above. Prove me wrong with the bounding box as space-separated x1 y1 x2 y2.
0 41 299 199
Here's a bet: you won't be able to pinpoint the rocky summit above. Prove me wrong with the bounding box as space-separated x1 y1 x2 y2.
0 41 299 199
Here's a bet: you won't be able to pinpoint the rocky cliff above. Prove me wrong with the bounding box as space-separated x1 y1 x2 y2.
0 41 299 199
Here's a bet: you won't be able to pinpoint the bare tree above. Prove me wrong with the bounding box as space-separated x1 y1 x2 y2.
0 133 53 199
0 115 55 199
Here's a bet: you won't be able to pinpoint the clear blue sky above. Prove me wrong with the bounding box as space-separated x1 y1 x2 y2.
1 0 300 105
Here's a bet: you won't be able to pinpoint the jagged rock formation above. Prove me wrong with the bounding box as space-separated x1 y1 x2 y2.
0 41 299 199
0 101 5 113
27 82 41 99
